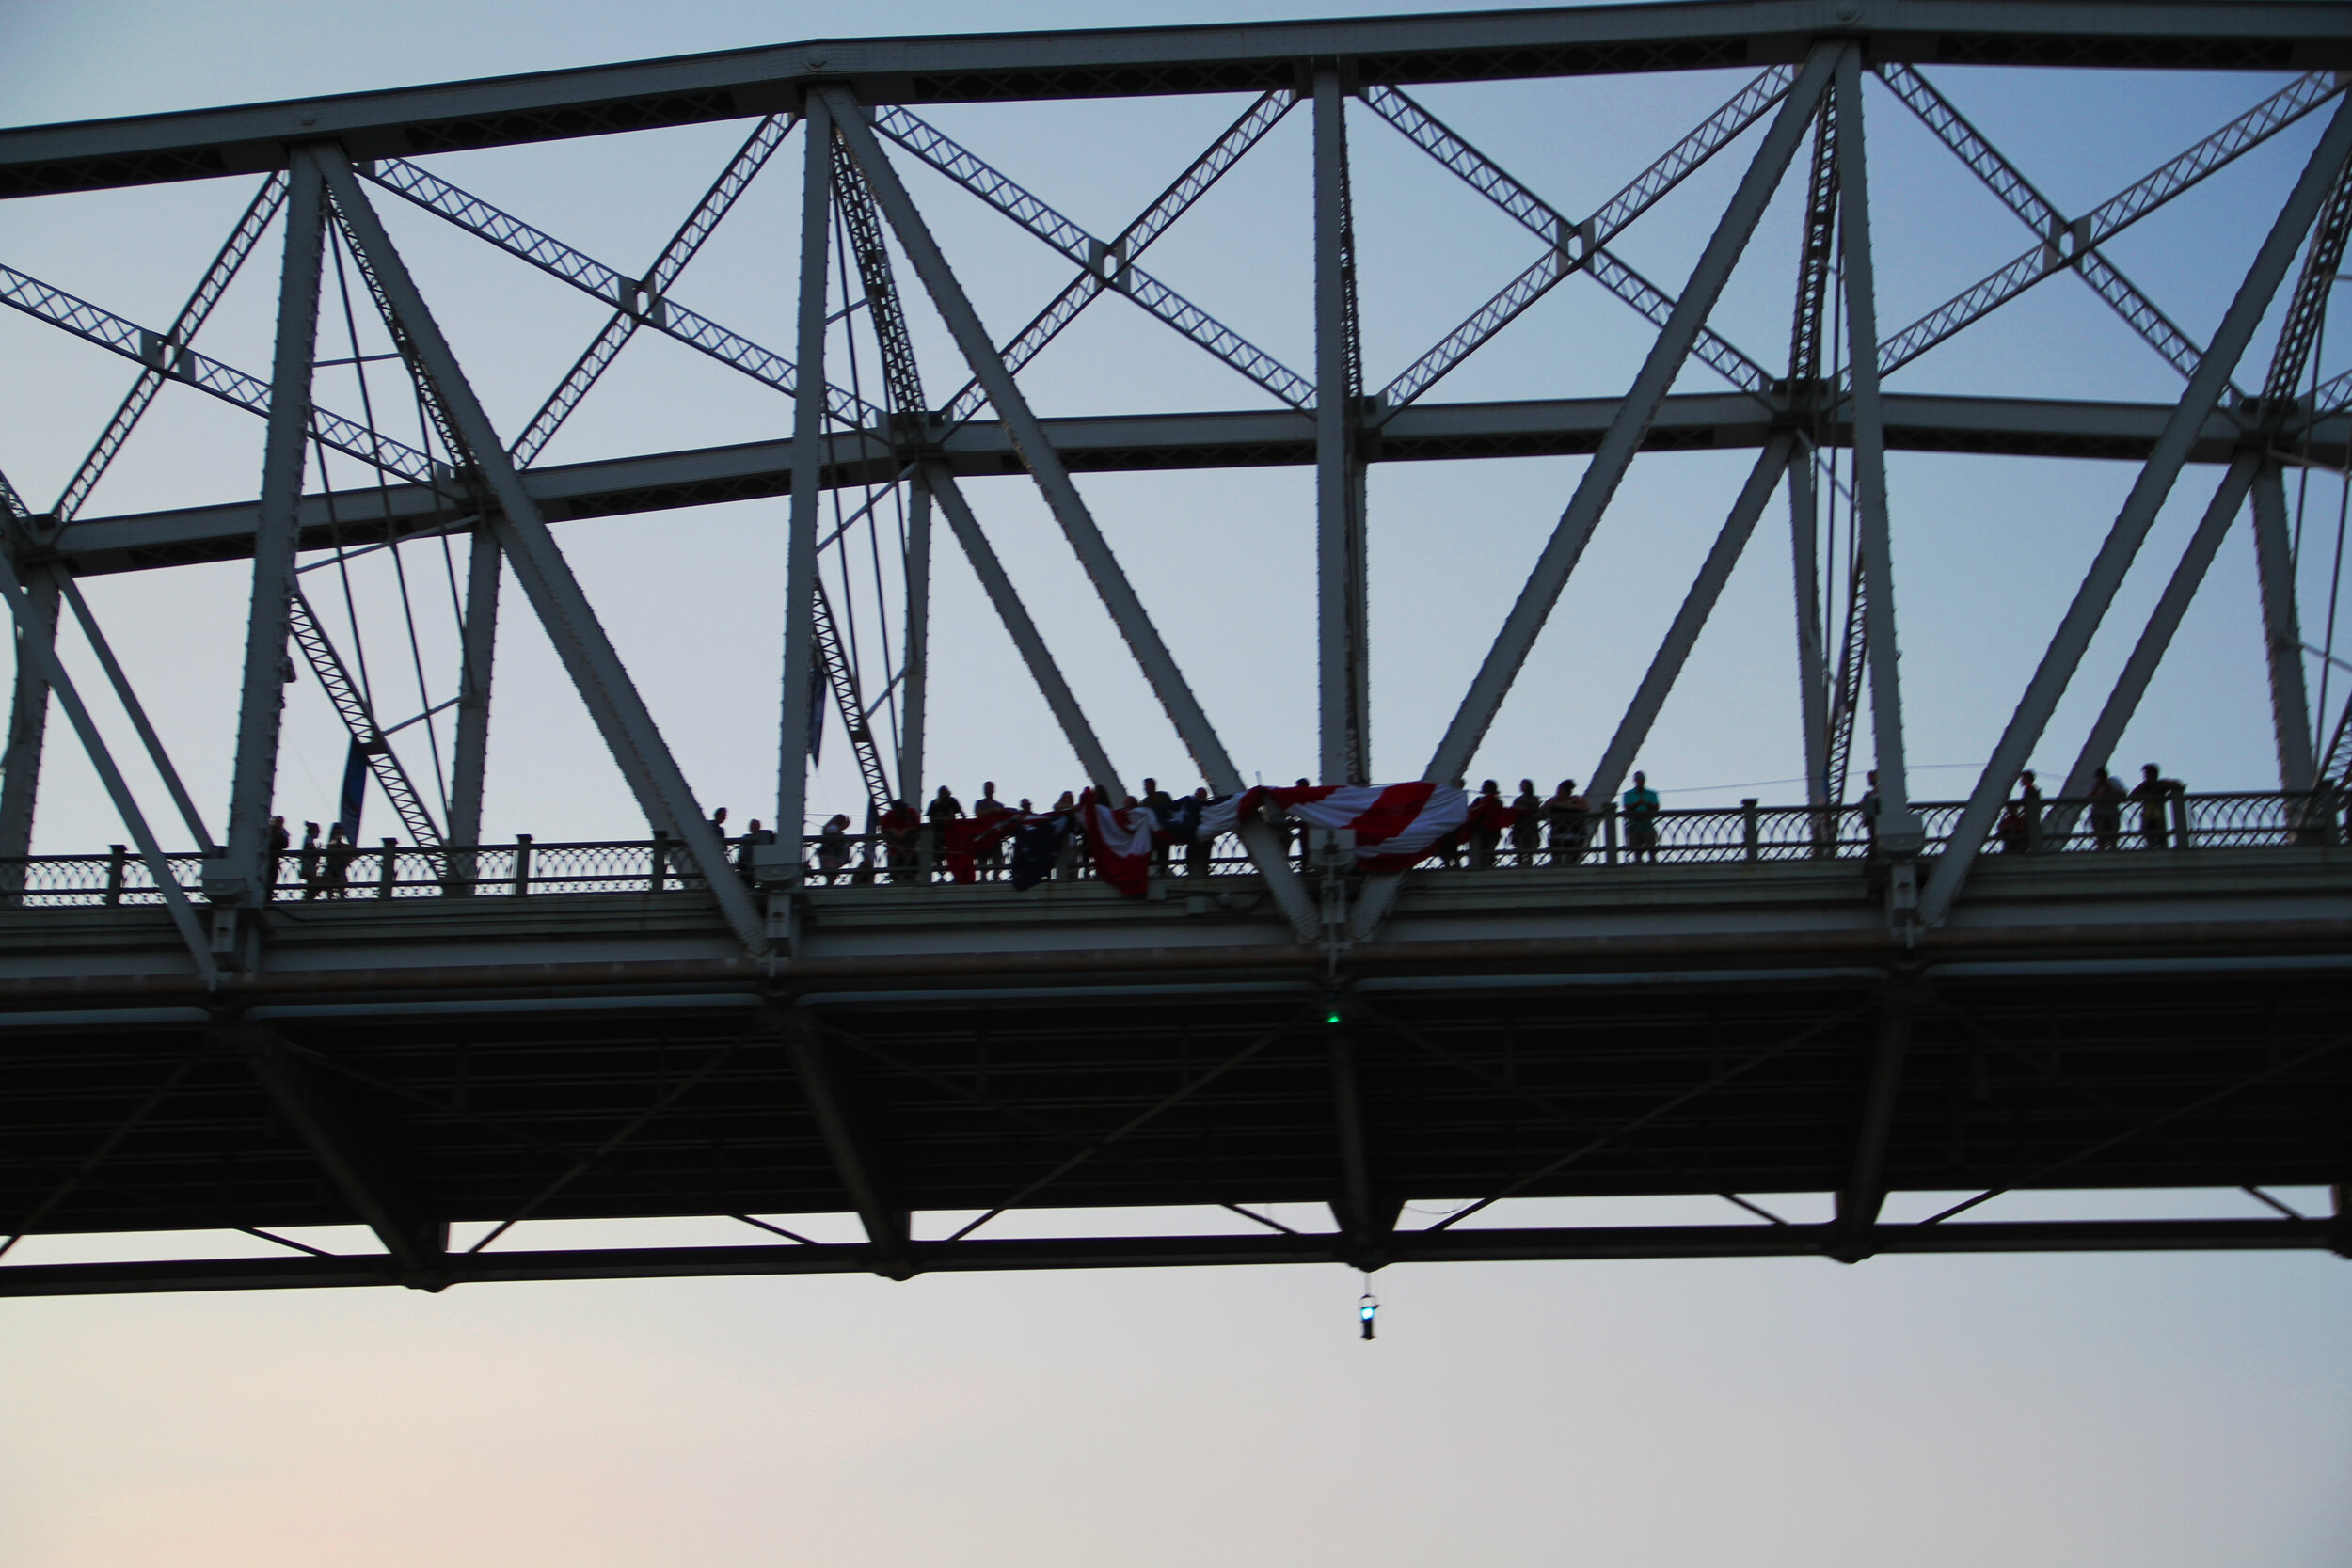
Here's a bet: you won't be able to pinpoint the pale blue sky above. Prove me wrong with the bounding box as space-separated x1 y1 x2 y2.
2 6 2348 1565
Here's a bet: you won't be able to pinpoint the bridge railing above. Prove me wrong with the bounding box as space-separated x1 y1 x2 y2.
0 790 2337 908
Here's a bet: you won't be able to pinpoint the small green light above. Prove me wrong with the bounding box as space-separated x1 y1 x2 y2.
1325 1006 1343 1025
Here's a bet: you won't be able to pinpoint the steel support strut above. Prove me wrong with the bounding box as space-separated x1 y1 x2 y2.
898 473 931 811
0 547 214 977
1587 434 1796 810
2251 466 2320 793
1315 70 1370 784
2053 454 2263 820
924 468 1121 800
221 148 326 906
1787 453 1831 805
826 87 1319 937
1836 51 1918 846
1422 44 1836 787
445 524 501 861
313 150 768 954
775 93 831 883
0 565 56 864
1918 97 2352 927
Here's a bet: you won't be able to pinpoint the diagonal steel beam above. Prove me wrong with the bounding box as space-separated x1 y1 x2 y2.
1412 998 1874 1242
317 149 769 953
509 113 796 467
2053 453 2264 815
1348 50 1838 942
1877 62 2237 395
1422 45 1836 790
1875 70 2344 380
364 152 883 431
1829 979 1919 1261
830 87 1319 939
54 571 216 853
787 1015 907 1275
925 467 1121 800
53 172 291 522
227 1022 445 1285
1586 434 1795 811
0 542 214 976
870 103 1312 409
925 1013 1302 1254
0 531 56 868
937 89 1296 427
1919 97 2352 927
1365 74 1788 411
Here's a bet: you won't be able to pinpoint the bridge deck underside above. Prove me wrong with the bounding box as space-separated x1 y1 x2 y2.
4 959 2343 1290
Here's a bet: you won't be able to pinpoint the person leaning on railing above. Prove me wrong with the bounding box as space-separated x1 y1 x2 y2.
1622 771 1661 863
2087 768 2128 849
2130 763 2184 849
1509 779 1542 866
1544 779 1589 865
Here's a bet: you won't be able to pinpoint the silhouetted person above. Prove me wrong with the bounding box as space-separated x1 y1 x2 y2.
319 823 357 899
1510 779 1542 867
1186 786 1214 878
974 781 1009 879
297 821 323 899
1996 770 2042 854
265 815 290 901
1858 770 1882 852
1623 771 1661 863
1141 777 1175 872
2131 763 2182 848
736 818 772 882
1470 780 1506 869
880 798 921 881
2088 768 2127 850
1544 779 1589 865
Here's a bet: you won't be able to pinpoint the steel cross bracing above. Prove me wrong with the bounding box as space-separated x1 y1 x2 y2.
870 103 1315 410
510 112 796 468
935 88 1296 428
1875 63 2236 393
363 152 886 432
1 259 441 487
1363 73 1789 410
1872 69 2347 382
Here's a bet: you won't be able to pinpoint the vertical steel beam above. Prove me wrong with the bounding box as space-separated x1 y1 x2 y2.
828 89 1318 935
1920 98 2352 927
898 473 931 810
221 147 326 900
926 467 1121 800
445 524 501 852
2251 464 2320 792
315 150 769 954
0 566 57 863
1586 435 1795 810
1421 44 1836 786
1835 50 1917 841
2055 455 2262 814
1787 451 1831 804
778 94 832 863
1315 70 1369 784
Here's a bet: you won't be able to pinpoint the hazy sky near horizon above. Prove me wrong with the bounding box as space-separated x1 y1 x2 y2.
3 4 2351 1565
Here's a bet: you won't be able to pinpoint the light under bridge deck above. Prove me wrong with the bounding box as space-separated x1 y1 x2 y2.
0 847 2346 1294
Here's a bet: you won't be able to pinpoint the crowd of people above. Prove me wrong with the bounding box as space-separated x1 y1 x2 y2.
787 756 2217 888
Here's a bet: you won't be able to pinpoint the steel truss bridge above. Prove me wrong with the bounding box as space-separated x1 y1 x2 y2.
0 2 2349 1295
